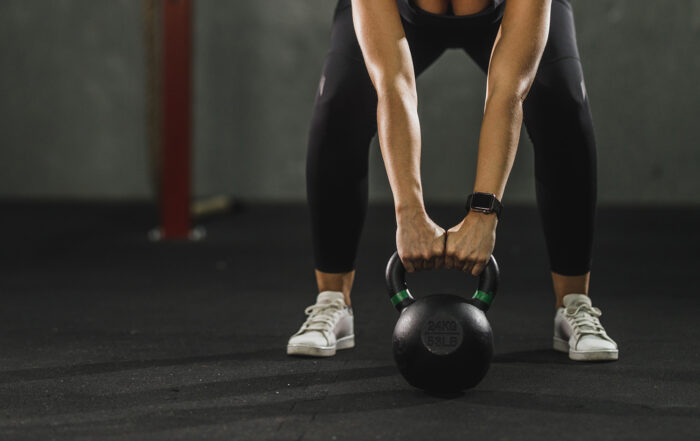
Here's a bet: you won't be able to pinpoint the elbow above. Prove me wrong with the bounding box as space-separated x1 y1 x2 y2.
486 75 534 108
373 71 417 105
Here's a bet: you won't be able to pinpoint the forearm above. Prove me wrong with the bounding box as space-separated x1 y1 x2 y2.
351 0 425 218
473 92 523 201
376 84 425 216
474 0 551 201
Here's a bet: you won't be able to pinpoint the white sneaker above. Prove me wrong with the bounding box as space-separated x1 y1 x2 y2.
554 293 619 361
287 291 355 357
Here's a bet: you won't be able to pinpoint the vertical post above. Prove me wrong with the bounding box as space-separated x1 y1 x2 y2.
160 0 192 239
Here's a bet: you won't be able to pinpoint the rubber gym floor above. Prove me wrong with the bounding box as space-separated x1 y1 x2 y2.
0 201 698 441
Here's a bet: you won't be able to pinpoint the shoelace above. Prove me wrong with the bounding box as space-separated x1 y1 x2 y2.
565 303 606 338
296 299 346 337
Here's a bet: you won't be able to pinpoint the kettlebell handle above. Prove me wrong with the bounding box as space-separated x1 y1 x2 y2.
385 251 499 313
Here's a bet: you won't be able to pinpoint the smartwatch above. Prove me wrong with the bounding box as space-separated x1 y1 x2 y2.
466 192 502 220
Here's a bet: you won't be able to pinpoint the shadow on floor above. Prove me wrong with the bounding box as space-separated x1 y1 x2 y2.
4 384 698 439
492 348 577 365
0 348 283 384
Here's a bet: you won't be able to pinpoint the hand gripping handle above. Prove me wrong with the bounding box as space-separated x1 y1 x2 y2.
385 251 499 312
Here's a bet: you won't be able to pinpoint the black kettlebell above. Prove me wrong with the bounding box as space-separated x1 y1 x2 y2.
385 251 499 392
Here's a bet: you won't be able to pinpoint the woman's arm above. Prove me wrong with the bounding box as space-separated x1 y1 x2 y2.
474 0 551 200
352 0 445 272
352 0 422 214
445 0 551 275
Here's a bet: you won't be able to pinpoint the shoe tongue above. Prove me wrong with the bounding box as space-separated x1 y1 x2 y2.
316 290 345 304
563 293 592 308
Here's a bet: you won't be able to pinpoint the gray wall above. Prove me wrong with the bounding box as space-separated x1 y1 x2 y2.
0 0 148 198
1 0 699 204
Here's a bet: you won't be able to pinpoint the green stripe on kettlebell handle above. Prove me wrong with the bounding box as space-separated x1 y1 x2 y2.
391 289 411 307
472 289 494 305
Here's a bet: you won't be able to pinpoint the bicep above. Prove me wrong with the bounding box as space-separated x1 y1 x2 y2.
351 0 415 91
487 0 551 98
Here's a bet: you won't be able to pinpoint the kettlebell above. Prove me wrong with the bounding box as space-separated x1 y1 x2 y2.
385 251 500 392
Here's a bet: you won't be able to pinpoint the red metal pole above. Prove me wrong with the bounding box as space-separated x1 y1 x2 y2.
160 0 192 239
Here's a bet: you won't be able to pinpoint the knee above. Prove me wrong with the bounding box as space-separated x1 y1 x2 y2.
314 59 377 122
310 77 376 146
526 60 598 184
308 99 374 178
529 58 589 112
526 58 597 146
308 65 377 178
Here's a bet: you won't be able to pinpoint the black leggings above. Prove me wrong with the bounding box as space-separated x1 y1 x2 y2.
307 0 597 276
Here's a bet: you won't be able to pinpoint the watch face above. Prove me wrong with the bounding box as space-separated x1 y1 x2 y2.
471 193 494 210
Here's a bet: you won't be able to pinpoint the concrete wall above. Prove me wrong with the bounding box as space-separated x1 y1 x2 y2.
1 0 699 204
0 0 148 198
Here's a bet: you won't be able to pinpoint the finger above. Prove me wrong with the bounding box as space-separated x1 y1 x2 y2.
398 253 409 270
412 259 421 272
453 255 465 271
420 256 431 271
404 260 416 273
444 255 453 270
471 261 485 277
461 260 474 274
426 253 436 270
426 254 437 271
420 258 430 272
443 233 450 267
434 240 445 269
412 259 423 272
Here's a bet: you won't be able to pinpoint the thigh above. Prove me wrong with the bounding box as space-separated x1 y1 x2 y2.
308 1 378 174
462 0 580 73
521 0 597 275
523 0 595 175
309 0 446 171
401 16 447 76
324 0 445 86
526 0 587 104
318 0 376 113
539 0 581 68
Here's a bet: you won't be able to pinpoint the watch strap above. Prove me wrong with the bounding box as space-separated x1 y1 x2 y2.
466 192 502 220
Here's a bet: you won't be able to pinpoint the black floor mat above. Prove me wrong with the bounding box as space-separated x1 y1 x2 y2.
0 201 698 440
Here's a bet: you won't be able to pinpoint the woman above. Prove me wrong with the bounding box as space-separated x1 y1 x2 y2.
287 0 618 361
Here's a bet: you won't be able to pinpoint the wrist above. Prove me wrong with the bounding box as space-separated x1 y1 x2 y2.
466 192 502 221
395 196 425 214
395 202 426 223
467 210 499 225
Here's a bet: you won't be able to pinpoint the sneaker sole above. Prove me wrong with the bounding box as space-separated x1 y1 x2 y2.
287 335 355 357
553 336 569 353
553 336 619 361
